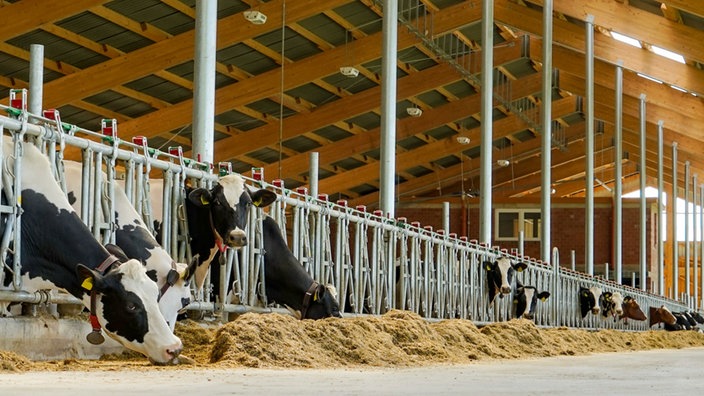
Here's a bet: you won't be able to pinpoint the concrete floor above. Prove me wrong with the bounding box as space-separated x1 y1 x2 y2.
1 347 702 395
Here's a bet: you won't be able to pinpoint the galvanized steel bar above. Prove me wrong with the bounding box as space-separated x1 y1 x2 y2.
28 44 44 116
639 94 646 290
585 14 595 276
658 120 665 295
379 0 398 217
479 0 494 245
672 142 679 299
614 62 623 285
541 0 553 264
685 161 691 297
191 0 217 164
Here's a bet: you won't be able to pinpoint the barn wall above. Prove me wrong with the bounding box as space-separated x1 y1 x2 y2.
395 199 654 282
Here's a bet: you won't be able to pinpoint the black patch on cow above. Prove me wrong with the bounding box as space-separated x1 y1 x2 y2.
115 224 157 264
3 189 150 343
207 215 341 319
67 191 77 206
599 292 614 318
578 287 596 318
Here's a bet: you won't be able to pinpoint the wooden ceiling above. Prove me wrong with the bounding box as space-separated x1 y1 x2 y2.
1 0 702 209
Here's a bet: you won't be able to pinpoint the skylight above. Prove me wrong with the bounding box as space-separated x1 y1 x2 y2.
636 73 663 84
651 45 685 64
610 31 642 48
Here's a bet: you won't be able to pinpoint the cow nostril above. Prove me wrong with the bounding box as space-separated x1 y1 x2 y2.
500 286 511 294
168 347 182 360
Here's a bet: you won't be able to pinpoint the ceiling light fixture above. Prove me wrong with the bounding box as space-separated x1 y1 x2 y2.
406 107 422 117
496 159 510 167
339 66 359 77
456 136 471 145
244 10 267 25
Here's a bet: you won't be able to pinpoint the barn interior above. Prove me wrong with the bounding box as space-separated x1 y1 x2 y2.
0 0 703 293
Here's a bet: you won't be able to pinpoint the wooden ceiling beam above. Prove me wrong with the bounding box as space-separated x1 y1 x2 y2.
522 0 704 64
257 69 545 181
0 0 106 41
2 0 350 107
496 0 704 95
317 96 577 196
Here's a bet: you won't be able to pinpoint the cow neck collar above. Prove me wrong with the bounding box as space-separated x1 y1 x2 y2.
208 209 227 253
87 254 121 345
300 281 319 320
157 261 179 303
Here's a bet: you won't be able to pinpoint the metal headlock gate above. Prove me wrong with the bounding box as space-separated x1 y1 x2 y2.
0 100 693 331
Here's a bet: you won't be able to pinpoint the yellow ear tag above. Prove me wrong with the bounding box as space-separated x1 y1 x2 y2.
200 195 210 205
252 197 263 207
540 297 548 302
313 291 319 301
513 298 518 304
81 277 93 291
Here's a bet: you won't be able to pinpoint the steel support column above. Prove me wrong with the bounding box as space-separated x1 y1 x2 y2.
585 15 595 275
639 94 646 291
479 0 494 245
192 0 218 164
614 62 623 285
540 0 553 264
379 0 398 218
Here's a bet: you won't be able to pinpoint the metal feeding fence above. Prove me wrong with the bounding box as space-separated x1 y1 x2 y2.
0 98 690 331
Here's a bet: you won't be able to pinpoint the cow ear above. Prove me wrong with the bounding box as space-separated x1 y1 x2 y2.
188 188 212 207
180 255 199 283
105 244 129 263
76 264 105 292
513 262 528 272
250 189 277 208
538 291 551 301
483 261 493 271
603 292 613 300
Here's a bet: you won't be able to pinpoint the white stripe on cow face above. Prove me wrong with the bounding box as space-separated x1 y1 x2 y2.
521 287 537 319
497 257 513 293
589 286 602 315
218 174 247 216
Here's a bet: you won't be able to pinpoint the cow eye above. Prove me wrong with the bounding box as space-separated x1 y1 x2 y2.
127 302 137 312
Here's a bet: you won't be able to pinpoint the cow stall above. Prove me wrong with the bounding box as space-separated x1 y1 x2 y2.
0 99 696 336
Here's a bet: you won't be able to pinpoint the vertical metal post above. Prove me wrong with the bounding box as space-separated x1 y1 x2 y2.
191 0 218 164
614 61 623 285
672 142 679 298
309 152 319 198
479 0 494 245
519 230 524 257
639 94 646 290
657 121 665 295
701 183 704 308
694 174 699 308
584 15 595 276
28 44 44 115
571 250 576 271
379 0 398 218
540 0 553 265
442 202 450 232
685 161 691 297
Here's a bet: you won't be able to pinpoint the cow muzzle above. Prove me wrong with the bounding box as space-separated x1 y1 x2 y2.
522 312 534 320
500 286 512 294
227 230 247 247
591 307 600 315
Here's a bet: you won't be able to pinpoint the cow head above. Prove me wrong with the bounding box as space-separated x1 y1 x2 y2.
620 296 646 324
513 281 550 320
690 311 704 324
288 284 341 320
152 260 195 331
484 257 527 304
578 286 602 318
302 284 342 319
599 291 624 322
77 259 183 364
188 174 276 250
649 305 677 328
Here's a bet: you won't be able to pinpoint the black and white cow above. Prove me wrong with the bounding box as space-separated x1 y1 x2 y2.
186 179 341 319
181 175 278 292
578 286 603 318
63 160 194 331
512 281 550 320
599 291 624 322
484 257 527 304
0 141 182 364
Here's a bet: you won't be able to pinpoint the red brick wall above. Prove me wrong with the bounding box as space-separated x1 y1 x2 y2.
395 201 651 276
